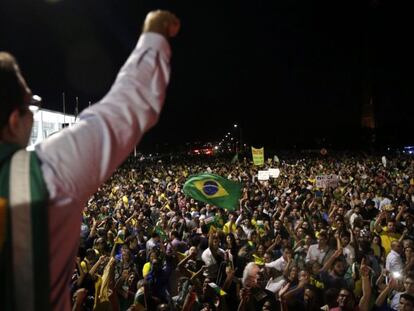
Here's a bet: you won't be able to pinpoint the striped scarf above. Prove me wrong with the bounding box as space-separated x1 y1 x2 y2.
0 144 50 311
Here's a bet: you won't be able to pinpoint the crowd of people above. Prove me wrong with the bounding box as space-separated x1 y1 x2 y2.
71 152 414 311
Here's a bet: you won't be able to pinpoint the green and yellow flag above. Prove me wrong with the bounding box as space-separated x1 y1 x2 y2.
251 147 264 166
183 174 242 211
208 282 227 296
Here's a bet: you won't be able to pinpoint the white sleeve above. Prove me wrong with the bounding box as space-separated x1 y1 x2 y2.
305 245 313 262
202 249 213 266
386 254 394 272
235 214 243 226
36 33 171 204
264 260 278 269
386 254 403 273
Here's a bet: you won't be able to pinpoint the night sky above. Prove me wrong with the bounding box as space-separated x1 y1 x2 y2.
1 0 412 149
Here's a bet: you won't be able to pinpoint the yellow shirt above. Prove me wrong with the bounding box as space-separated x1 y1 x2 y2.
142 262 151 278
380 227 401 255
223 221 236 234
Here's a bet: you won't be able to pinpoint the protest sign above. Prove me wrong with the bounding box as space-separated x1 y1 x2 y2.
268 168 280 178
316 175 339 188
258 170 270 181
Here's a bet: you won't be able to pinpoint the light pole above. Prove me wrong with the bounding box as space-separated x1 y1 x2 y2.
234 123 242 153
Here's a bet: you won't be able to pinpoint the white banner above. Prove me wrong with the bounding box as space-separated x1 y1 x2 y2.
258 170 270 181
268 168 280 178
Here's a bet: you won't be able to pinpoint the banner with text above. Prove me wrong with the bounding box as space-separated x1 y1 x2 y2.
316 175 339 189
251 147 265 166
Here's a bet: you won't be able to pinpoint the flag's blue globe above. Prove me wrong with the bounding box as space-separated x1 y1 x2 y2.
203 181 219 195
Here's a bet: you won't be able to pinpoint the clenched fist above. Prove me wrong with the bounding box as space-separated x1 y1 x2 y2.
143 10 180 38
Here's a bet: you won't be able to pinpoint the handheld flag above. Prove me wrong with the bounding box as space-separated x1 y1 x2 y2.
154 226 168 241
208 282 227 296
231 153 239 164
114 229 125 244
183 174 242 211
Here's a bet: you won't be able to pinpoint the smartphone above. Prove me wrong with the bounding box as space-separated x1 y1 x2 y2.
392 271 402 280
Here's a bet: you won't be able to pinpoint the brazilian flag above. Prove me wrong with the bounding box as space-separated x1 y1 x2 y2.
183 174 242 211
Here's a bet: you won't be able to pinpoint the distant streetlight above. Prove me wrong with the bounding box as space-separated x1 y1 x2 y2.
233 123 242 153
227 132 230 135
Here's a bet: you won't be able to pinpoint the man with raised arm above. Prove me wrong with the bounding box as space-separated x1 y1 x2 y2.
0 10 180 311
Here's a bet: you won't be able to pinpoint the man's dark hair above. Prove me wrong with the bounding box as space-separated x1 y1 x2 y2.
324 288 340 308
318 231 328 240
201 224 209 234
333 257 345 266
339 287 356 302
171 230 179 239
0 52 25 129
400 293 414 305
85 248 96 260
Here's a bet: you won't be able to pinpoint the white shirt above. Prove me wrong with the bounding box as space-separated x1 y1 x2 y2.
202 247 226 279
349 212 362 229
390 292 404 310
342 244 356 266
35 33 171 311
306 244 329 264
146 238 159 253
265 256 287 272
386 250 403 273
266 276 287 296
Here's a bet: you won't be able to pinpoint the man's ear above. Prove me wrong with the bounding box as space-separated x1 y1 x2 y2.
7 109 22 137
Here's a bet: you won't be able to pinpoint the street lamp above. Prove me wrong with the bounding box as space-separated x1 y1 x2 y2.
233 123 242 153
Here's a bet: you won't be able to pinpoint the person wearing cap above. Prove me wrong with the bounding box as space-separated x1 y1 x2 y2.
0 10 180 311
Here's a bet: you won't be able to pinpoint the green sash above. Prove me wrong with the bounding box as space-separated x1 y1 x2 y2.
0 144 50 311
